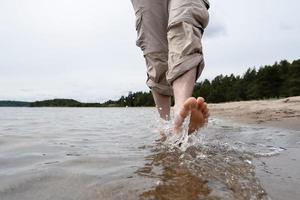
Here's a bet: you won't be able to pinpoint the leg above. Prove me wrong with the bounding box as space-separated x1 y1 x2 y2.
173 68 197 111
167 0 210 134
144 53 172 120
151 90 171 120
131 0 172 120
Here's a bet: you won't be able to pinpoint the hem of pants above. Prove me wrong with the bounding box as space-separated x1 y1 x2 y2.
147 79 173 96
166 53 204 85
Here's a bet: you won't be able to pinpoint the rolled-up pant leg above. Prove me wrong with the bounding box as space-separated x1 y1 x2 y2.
131 0 173 96
166 0 210 84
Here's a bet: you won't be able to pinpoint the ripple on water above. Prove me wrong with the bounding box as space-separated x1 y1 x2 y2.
0 108 293 200
135 117 287 199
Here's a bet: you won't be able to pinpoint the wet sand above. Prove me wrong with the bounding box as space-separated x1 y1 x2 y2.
209 96 300 200
209 96 300 130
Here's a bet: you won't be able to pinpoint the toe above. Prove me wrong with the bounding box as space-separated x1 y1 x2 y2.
197 97 205 102
184 97 197 110
204 111 209 119
203 106 209 120
201 102 208 112
196 97 204 110
197 98 209 120
197 97 205 106
180 97 197 117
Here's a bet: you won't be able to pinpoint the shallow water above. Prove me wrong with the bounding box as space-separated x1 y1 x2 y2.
0 108 299 200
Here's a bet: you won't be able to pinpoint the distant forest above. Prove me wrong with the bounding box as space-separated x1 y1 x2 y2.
1 59 299 107
193 59 300 103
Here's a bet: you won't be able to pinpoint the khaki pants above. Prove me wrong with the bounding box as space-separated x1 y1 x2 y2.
131 0 210 96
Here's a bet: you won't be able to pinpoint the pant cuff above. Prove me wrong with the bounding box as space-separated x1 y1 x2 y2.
147 79 173 96
166 53 204 85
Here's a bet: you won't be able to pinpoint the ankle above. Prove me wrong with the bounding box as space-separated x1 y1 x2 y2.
160 114 170 121
173 104 181 116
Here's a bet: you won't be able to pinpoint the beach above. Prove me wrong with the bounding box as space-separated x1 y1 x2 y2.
210 96 300 200
209 96 300 130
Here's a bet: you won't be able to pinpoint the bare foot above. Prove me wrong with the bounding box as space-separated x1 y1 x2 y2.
173 97 209 134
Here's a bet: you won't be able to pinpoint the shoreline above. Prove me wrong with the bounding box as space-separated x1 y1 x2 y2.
209 96 300 131
209 97 300 200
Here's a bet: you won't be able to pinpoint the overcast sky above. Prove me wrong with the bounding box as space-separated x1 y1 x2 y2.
0 0 299 102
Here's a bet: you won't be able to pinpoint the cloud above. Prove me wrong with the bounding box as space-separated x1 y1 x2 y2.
279 22 294 31
205 22 226 38
204 10 226 39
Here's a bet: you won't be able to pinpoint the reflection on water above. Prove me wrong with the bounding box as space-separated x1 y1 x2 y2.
137 143 268 200
0 108 297 200
135 118 276 199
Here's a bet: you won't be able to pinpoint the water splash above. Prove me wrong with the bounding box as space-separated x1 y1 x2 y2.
161 118 285 158
136 117 287 199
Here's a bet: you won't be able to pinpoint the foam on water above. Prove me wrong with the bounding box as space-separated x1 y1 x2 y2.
162 117 286 158
137 117 289 199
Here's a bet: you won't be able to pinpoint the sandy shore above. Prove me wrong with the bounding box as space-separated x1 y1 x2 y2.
209 96 300 130
209 96 300 200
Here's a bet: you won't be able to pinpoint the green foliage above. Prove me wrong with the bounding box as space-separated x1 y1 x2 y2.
102 91 155 107
0 101 30 107
192 59 300 103
30 99 103 107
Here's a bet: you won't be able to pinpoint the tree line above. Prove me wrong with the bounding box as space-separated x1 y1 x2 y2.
193 59 300 103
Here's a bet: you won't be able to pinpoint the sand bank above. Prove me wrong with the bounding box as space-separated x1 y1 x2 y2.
209 96 300 200
209 96 300 130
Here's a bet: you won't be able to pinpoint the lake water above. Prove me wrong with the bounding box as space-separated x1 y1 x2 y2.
0 108 299 200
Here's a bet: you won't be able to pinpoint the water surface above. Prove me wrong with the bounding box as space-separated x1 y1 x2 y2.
0 108 299 200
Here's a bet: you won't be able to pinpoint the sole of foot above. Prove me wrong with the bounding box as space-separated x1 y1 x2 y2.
173 97 209 135
188 97 209 134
